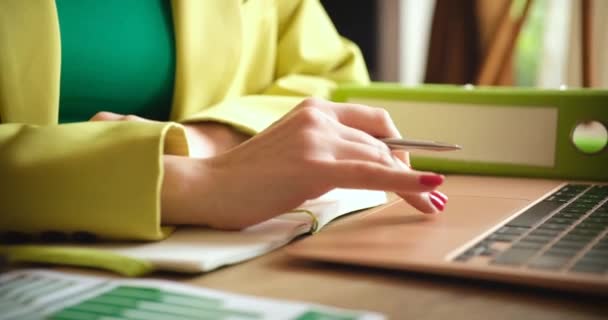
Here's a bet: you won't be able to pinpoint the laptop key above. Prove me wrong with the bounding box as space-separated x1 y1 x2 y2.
496 226 529 235
576 257 608 268
546 217 576 225
569 228 602 237
511 242 545 250
569 263 607 274
537 223 569 231
593 209 608 217
569 203 596 210
587 185 608 196
544 248 576 257
576 223 606 232
550 241 586 251
554 212 583 220
487 233 518 242
454 255 471 262
583 250 608 261
560 207 588 214
492 248 538 266
560 234 594 243
559 185 588 193
528 255 571 270
528 229 561 237
592 242 608 252
507 201 563 228
584 217 608 225
519 235 553 244
579 193 604 200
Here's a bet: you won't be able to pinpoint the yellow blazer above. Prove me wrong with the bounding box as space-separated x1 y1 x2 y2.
0 0 369 241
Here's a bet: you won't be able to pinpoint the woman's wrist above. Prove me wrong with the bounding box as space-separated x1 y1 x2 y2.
161 123 250 226
161 155 212 225
184 122 249 158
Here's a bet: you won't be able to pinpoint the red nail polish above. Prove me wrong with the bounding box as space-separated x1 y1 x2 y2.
431 191 448 203
419 175 444 187
429 195 445 211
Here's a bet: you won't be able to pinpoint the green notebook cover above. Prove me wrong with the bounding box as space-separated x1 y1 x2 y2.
332 83 608 181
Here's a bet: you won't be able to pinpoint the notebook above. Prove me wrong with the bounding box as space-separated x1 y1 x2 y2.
0 269 384 320
1 189 387 276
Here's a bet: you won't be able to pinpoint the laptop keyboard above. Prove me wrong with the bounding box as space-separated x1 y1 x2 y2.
454 184 608 275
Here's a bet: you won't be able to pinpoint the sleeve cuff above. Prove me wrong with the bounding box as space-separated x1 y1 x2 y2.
0 121 189 241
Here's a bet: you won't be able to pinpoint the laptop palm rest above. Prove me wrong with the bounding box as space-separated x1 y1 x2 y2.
288 176 563 269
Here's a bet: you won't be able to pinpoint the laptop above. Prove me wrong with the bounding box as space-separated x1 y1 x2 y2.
287 84 608 294
287 175 608 294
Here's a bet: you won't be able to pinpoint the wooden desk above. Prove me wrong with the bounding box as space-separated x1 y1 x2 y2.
54 251 607 319
131 219 606 320
49 194 605 319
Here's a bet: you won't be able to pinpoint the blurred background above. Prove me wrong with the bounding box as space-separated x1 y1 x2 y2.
321 0 608 88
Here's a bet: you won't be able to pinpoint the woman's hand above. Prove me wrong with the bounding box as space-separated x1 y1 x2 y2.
90 112 249 158
160 98 449 229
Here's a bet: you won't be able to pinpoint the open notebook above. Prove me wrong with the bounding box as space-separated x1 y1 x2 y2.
2 189 386 276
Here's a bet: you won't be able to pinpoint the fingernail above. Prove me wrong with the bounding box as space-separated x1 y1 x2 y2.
419 174 444 187
429 194 445 211
431 191 448 203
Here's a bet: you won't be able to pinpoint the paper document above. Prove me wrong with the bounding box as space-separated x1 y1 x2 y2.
0 269 384 320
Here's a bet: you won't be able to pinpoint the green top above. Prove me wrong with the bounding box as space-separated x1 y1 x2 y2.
56 0 175 123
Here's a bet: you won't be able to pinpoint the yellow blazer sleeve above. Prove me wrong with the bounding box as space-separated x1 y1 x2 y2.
0 121 189 241
179 0 370 134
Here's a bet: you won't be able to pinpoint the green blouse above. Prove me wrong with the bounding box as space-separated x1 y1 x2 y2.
56 0 176 123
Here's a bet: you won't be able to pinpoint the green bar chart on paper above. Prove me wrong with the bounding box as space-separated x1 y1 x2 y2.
0 270 383 320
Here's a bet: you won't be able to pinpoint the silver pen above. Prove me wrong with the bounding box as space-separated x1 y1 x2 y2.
381 137 462 151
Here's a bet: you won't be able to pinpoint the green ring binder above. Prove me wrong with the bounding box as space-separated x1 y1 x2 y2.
332 83 608 181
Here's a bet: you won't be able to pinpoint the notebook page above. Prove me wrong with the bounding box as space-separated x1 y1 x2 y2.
308 189 387 231
88 189 386 272
100 218 311 273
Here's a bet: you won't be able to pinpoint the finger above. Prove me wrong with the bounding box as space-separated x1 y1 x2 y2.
321 113 409 169
391 149 411 169
332 140 397 167
121 114 154 122
335 122 391 151
320 160 444 193
89 111 124 121
327 101 402 139
331 135 413 171
432 190 448 203
89 112 153 123
328 105 412 169
295 98 402 139
329 121 397 165
397 192 438 214
397 190 448 214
